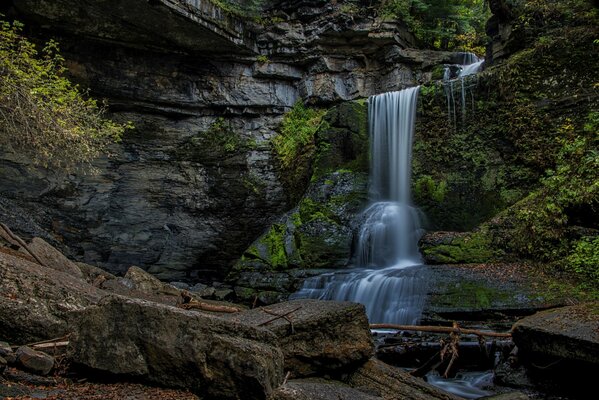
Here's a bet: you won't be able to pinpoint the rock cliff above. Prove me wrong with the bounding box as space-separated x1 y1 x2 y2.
1 0 459 280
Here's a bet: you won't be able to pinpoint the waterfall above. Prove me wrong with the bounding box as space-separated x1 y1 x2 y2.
443 53 484 126
291 87 427 325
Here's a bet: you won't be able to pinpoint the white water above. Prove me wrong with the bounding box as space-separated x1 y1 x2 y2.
291 87 427 325
427 371 494 399
443 53 484 126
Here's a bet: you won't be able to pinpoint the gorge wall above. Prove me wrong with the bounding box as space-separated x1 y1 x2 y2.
0 0 462 281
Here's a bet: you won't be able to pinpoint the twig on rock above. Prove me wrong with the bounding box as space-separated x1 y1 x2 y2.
258 306 302 327
0 222 47 267
12 334 71 349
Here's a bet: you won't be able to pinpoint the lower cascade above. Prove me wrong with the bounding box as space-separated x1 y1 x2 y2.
292 87 427 325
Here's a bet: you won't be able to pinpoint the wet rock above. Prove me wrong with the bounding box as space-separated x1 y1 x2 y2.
124 266 180 296
0 251 104 344
227 299 373 377
0 341 15 364
422 264 569 320
345 359 461 400
271 379 382 400
15 346 54 375
169 281 190 290
70 295 284 398
27 237 83 278
214 288 235 301
494 361 535 390
189 283 208 293
481 392 529 400
512 302 599 365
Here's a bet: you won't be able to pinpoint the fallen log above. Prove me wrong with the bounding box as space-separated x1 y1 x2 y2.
370 324 512 338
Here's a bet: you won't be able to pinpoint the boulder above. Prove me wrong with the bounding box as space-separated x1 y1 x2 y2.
227 299 373 377
0 341 15 364
512 302 599 365
345 359 461 400
0 251 104 344
27 237 83 278
0 356 6 374
271 379 382 400
124 266 180 296
70 295 284 399
15 346 54 375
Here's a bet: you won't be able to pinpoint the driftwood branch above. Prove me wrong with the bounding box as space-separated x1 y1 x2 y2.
0 222 47 267
370 324 511 338
179 302 241 313
177 290 241 313
12 335 70 349
258 306 302 327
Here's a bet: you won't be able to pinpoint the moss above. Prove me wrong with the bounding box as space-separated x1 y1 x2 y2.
434 281 511 310
423 231 500 264
272 102 326 203
261 223 288 269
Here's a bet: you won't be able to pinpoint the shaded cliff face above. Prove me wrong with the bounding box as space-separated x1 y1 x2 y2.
1 0 458 280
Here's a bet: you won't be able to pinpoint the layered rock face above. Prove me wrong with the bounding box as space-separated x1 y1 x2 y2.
1 0 457 280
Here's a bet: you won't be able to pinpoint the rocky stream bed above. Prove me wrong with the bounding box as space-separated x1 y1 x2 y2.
1 229 597 399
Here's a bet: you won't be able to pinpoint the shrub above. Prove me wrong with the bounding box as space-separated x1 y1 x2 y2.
0 19 129 171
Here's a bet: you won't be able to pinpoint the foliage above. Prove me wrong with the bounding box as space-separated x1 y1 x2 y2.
510 112 599 264
0 19 129 171
567 236 599 283
208 0 267 18
379 0 490 53
256 54 270 64
272 102 325 200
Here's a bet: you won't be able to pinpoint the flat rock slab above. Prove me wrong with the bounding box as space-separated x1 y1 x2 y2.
423 264 571 320
345 359 461 400
226 299 374 377
70 295 284 399
512 302 599 365
271 379 382 400
27 237 83 278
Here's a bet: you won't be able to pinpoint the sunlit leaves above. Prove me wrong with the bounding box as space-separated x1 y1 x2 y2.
0 19 131 171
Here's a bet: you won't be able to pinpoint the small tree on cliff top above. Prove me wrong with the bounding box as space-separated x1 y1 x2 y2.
0 19 130 171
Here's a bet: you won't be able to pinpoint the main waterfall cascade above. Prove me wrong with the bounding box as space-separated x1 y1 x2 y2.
292 87 428 325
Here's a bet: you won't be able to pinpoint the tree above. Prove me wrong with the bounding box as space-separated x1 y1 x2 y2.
0 19 130 171
380 0 490 53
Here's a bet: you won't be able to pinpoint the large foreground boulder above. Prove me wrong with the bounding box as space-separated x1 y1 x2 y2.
70 295 284 399
228 299 374 377
512 302 599 365
0 251 104 343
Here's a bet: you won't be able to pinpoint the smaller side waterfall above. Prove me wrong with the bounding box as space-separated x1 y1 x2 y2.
291 87 427 325
443 53 484 127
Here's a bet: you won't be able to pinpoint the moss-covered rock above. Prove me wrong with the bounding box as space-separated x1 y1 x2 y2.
231 99 370 278
419 231 501 264
231 170 368 273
